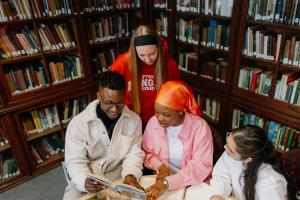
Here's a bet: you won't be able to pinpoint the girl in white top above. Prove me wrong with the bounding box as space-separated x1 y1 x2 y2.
210 125 288 200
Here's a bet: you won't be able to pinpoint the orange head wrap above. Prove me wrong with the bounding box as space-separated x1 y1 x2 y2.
155 80 203 116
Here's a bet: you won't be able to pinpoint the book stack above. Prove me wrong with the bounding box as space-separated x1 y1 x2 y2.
0 124 9 147
38 23 76 52
30 134 64 164
274 72 300 105
176 18 199 45
88 17 115 44
0 26 40 59
199 95 221 122
266 121 300 152
201 20 230 51
0 156 19 180
60 96 88 124
4 61 49 95
154 0 167 8
248 0 300 25
115 0 141 9
232 108 265 129
243 27 282 61
199 58 227 83
48 55 82 84
92 49 117 73
20 105 60 135
83 0 113 13
0 0 32 22
31 0 73 18
282 36 300 67
178 51 198 75
238 67 273 96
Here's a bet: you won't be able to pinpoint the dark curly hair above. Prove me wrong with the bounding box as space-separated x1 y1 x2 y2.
99 71 126 91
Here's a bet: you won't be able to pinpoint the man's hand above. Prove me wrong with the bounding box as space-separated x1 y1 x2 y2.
123 175 144 190
145 181 166 200
210 195 225 200
156 164 172 182
85 177 106 193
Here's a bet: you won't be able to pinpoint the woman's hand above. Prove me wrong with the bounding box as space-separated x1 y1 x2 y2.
85 177 106 193
145 181 167 200
123 175 144 190
210 195 225 200
156 164 172 182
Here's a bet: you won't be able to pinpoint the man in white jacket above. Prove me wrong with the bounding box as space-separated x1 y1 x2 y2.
63 71 145 200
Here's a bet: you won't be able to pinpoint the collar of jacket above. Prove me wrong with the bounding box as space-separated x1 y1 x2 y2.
83 99 131 122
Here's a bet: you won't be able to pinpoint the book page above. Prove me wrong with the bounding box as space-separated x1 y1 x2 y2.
139 175 186 200
112 180 146 199
87 174 116 192
185 183 210 200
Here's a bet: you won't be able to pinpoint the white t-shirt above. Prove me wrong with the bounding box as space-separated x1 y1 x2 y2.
166 125 183 172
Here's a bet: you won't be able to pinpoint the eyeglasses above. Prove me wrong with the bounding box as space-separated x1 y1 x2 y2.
98 92 125 109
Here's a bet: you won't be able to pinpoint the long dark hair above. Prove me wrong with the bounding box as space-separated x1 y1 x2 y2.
231 125 288 200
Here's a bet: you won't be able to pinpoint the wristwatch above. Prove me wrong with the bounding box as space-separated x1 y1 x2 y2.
162 178 169 190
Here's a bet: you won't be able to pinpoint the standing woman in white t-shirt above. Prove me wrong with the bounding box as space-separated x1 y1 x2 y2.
210 125 289 200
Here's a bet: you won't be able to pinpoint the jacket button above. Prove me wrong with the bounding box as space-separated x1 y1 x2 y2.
103 132 106 134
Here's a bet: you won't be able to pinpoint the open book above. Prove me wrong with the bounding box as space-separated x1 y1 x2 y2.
87 174 146 199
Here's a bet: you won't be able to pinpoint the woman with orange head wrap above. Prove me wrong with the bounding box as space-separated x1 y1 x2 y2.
142 80 213 199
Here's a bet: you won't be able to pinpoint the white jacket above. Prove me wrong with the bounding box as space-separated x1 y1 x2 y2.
65 100 144 192
210 152 287 200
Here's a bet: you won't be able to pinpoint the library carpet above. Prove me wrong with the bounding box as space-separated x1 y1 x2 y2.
1 166 67 200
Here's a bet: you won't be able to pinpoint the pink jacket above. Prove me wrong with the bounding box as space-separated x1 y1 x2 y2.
142 112 213 191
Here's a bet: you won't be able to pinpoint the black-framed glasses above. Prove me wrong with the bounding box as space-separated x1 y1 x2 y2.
98 92 125 109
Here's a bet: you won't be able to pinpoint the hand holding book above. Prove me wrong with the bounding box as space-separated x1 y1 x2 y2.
85 177 107 193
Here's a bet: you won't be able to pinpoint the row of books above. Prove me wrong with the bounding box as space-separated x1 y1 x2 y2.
116 14 141 38
88 17 115 44
0 155 19 180
243 27 282 61
4 64 48 95
176 0 234 17
92 49 117 73
38 23 76 52
176 18 199 45
0 26 40 59
232 108 300 152
266 121 300 152
30 134 64 164
0 0 31 22
232 108 265 129
20 105 60 135
282 36 300 67
238 67 273 96
199 57 227 83
115 0 141 9
32 0 73 18
196 94 220 122
155 12 168 37
0 124 9 147
274 72 300 105
248 0 300 25
60 96 88 124
178 51 198 75
153 0 167 8
49 55 82 84
201 20 230 51
83 0 113 13
4 55 82 94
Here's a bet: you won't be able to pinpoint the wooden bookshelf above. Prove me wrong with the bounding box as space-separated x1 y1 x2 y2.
148 0 300 152
0 0 145 191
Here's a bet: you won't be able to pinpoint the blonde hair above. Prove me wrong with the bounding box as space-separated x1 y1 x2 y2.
129 25 167 114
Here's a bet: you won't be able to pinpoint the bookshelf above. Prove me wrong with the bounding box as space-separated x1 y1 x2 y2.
0 0 145 191
148 0 300 149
